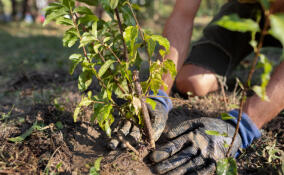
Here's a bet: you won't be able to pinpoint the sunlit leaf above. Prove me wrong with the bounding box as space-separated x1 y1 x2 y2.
146 98 157 110
269 14 284 60
151 35 170 53
205 130 228 137
44 8 68 26
8 121 38 142
110 0 119 9
221 113 235 120
98 60 116 78
164 59 177 78
78 70 93 91
216 158 237 175
69 54 82 75
73 106 81 122
74 6 93 15
216 14 260 33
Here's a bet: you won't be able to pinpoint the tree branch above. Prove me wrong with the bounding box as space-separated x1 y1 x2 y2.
226 10 270 157
115 8 129 62
133 70 155 149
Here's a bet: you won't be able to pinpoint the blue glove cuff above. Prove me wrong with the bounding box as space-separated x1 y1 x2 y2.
149 90 173 112
228 109 261 150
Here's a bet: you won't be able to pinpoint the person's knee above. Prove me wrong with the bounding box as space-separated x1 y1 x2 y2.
175 65 219 96
176 75 212 96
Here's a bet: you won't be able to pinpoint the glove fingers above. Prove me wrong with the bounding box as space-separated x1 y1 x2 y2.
166 119 203 139
150 134 190 163
129 125 142 142
148 103 168 141
154 146 198 174
121 125 142 148
166 157 205 175
108 120 132 150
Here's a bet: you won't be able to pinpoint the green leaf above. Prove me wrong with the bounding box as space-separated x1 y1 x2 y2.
55 121 64 129
252 85 270 101
44 8 68 26
221 113 235 120
164 59 177 78
216 158 237 175
79 15 99 24
110 0 119 9
104 120 111 137
80 32 96 47
146 98 157 110
259 0 270 10
62 0 75 9
94 157 103 171
77 0 98 6
78 70 93 92
205 130 228 137
56 16 73 26
103 36 111 43
98 60 116 78
93 43 102 53
145 36 156 57
151 35 170 53
43 3 63 13
123 26 138 57
215 14 260 33
73 106 81 122
269 14 284 58
68 36 78 47
8 121 38 142
74 6 93 15
69 54 82 75
92 21 98 39
79 96 93 107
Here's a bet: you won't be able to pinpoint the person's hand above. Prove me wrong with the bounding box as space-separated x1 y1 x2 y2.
150 110 261 175
150 117 242 174
108 90 172 150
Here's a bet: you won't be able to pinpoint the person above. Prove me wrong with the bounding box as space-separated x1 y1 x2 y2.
147 0 284 174
109 0 284 174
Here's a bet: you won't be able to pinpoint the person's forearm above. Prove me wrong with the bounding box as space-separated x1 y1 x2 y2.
271 0 284 13
244 61 284 128
162 0 201 94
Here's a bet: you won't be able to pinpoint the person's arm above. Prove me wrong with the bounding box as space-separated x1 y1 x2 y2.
271 0 284 13
162 0 201 94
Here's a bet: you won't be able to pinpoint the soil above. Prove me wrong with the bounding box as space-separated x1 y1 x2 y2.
0 71 283 175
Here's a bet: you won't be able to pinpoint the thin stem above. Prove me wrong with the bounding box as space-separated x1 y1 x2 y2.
126 1 151 64
99 40 122 64
97 51 127 94
115 8 129 62
71 12 108 90
133 70 155 149
226 10 270 157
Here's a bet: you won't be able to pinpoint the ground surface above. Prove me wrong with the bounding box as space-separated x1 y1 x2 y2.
0 20 283 175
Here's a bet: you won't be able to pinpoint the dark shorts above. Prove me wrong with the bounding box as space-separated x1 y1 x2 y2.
185 0 281 76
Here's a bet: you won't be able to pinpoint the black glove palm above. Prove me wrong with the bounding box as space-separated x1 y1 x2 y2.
151 117 242 175
108 100 169 149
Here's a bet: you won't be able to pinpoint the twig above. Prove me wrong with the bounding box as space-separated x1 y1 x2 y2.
217 75 228 111
44 146 62 173
115 8 129 62
226 10 270 157
117 132 139 155
133 71 155 149
126 1 151 63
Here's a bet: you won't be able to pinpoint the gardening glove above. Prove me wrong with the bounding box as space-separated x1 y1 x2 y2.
150 110 261 175
108 90 172 150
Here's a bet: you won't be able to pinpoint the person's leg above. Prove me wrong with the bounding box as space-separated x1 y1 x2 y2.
174 1 269 97
175 64 218 96
244 61 284 129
